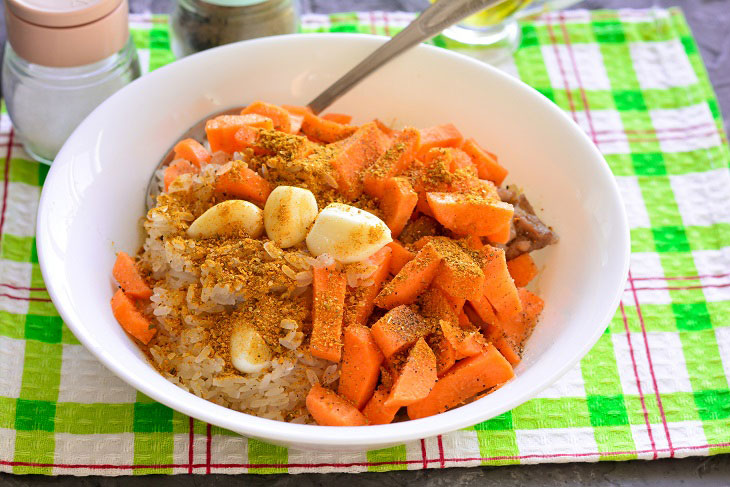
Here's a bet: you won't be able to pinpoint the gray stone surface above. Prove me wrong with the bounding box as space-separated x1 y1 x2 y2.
1 0 730 485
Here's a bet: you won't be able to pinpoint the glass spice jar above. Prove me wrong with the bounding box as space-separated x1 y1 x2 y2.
171 0 298 58
2 0 141 164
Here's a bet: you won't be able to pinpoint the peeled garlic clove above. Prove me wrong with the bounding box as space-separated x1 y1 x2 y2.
230 326 271 374
187 200 264 238
264 186 318 248
306 203 392 263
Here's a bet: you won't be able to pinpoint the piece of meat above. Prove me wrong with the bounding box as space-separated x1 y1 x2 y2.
498 186 558 259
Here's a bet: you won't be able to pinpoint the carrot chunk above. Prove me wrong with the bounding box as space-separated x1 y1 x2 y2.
164 159 198 192
301 112 357 143
440 318 487 358
344 247 392 328
407 344 514 419
310 266 347 362
427 331 457 377
338 325 385 409
422 147 476 176
429 238 485 301
483 324 522 366
362 386 401 425
362 127 420 198
306 384 368 426
384 337 437 408
426 192 514 237
110 289 156 344
214 161 272 206
507 253 538 288
373 119 396 137
417 123 463 159
241 101 292 133
461 138 508 186
379 177 418 238
477 246 522 320
465 235 484 251
387 241 415 275
496 288 544 350
375 241 442 309
329 122 390 198
322 113 353 124
371 305 431 358
486 223 511 245
112 252 152 300
173 138 211 168
205 114 272 153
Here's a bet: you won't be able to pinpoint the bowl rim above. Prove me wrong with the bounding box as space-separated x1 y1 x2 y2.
37 32 630 448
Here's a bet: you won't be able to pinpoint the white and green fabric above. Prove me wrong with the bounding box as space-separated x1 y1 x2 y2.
1 8 729 475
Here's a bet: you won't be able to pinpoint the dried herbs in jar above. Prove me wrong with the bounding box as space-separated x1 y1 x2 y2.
171 0 298 57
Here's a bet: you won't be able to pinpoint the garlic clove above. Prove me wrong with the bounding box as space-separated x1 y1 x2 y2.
187 200 264 238
230 326 271 374
263 186 318 248
305 203 392 263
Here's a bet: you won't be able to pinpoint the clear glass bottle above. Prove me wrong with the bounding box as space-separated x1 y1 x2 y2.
171 0 298 58
2 0 141 164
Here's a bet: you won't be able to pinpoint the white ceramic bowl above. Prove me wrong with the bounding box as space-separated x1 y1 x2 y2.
37 34 629 451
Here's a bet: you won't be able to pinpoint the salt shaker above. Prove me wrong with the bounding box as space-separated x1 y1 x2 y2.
171 0 298 58
2 0 141 164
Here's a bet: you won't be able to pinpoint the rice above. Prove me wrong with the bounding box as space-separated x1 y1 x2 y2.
139 186 333 423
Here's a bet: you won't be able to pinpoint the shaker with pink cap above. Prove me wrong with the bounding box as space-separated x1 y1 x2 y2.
2 0 141 163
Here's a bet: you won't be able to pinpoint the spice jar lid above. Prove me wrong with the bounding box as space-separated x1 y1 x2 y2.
4 0 130 67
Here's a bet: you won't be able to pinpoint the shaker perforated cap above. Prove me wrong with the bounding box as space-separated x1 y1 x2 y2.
4 0 130 67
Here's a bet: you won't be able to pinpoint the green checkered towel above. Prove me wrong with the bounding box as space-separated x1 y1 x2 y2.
1 8 729 476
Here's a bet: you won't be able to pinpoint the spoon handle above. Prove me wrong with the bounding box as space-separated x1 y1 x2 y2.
307 0 505 114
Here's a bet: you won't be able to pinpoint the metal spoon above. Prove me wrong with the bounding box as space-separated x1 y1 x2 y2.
146 0 505 209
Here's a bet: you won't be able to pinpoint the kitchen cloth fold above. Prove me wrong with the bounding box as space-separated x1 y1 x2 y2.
1 8 729 476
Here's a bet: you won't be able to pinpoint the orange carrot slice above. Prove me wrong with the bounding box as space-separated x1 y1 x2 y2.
362 386 401 425
173 138 211 168
301 113 357 143
426 192 514 237
507 253 538 288
344 247 392 328
214 161 272 206
371 305 431 358
440 318 487 358
164 159 198 192
477 246 522 320
417 123 464 159
205 114 272 153
380 177 418 238
329 122 390 198
322 113 353 124
429 238 485 301
496 288 544 350
427 332 457 377
306 384 368 426
338 325 384 409
461 138 508 186
465 235 484 251
375 241 442 309
384 337 437 408
112 252 152 300
486 223 511 245
310 266 347 362
387 241 415 275
110 289 156 344
241 101 292 133
407 344 514 419
362 127 421 198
